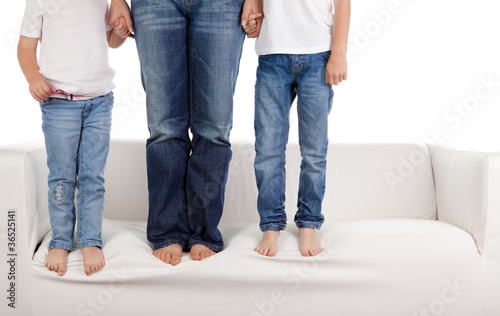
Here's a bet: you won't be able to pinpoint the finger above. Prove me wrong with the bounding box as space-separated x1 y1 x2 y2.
333 76 339 85
243 23 257 32
241 6 252 26
246 26 257 35
47 82 56 93
120 14 134 33
31 91 42 102
248 13 262 21
40 89 50 99
41 84 52 96
33 89 44 101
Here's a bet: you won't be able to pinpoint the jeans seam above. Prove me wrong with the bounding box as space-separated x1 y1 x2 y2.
76 240 103 249
297 85 305 203
295 221 323 230
49 241 73 251
297 55 305 72
260 223 286 232
281 89 291 206
77 126 85 245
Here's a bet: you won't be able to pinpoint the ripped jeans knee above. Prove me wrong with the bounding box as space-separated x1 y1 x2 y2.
53 182 67 203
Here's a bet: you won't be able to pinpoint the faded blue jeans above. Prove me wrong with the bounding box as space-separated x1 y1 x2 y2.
254 53 334 232
131 0 246 252
40 93 113 250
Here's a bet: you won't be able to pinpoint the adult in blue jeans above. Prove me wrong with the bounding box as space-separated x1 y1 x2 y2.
109 0 263 265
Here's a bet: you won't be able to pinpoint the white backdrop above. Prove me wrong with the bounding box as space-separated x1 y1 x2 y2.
1 0 499 150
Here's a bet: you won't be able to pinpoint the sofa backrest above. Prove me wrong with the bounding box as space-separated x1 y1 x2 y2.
103 141 436 222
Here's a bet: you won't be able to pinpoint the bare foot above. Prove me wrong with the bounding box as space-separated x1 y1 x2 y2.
299 228 322 256
190 244 216 261
153 244 183 266
255 230 280 257
45 248 69 276
81 246 105 276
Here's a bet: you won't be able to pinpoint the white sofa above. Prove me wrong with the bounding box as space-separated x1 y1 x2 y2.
1 141 499 316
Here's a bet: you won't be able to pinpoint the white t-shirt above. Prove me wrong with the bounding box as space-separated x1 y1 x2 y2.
255 0 334 56
20 0 115 96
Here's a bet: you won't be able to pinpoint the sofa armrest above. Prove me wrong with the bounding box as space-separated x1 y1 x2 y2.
0 142 50 258
429 144 500 258
0 142 49 314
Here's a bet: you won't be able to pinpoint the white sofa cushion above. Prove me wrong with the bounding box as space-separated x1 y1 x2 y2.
31 218 482 316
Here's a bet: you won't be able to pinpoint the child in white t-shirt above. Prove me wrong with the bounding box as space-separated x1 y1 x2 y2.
243 0 350 257
17 0 130 276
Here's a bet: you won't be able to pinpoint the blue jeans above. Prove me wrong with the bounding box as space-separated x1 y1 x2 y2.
40 93 113 250
254 53 334 232
131 0 246 252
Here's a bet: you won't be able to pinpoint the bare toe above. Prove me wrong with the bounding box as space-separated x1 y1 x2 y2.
154 244 183 266
45 248 69 276
255 230 279 257
81 246 105 276
299 228 321 257
190 244 216 261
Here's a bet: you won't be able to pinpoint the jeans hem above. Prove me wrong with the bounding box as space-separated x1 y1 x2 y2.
76 240 103 249
154 240 187 251
188 240 223 253
260 223 286 232
295 221 323 230
49 242 73 251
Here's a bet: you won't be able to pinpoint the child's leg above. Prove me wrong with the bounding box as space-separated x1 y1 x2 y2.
254 54 295 256
41 98 85 275
75 93 113 275
295 52 334 256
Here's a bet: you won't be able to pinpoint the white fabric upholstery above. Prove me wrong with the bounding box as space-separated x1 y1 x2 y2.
103 142 437 223
429 144 500 315
0 141 498 315
30 219 482 316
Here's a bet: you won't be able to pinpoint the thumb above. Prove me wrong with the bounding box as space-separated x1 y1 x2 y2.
241 7 253 26
124 15 134 33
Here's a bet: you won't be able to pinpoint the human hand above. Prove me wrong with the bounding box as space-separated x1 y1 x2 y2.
241 0 263 38
325 53 347 85
242 13 262 36
29 76 55 102
108 0 134 35
113 17 132 38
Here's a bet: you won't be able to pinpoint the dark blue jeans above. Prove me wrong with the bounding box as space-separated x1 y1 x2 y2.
254 53 334 232
131 0 246 252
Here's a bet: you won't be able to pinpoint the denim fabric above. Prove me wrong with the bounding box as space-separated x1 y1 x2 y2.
254 53 334 232
131 0 246 252
40 92 113 250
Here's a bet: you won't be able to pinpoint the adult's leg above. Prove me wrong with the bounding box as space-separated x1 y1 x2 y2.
132 0 191 256
186 0 246 254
